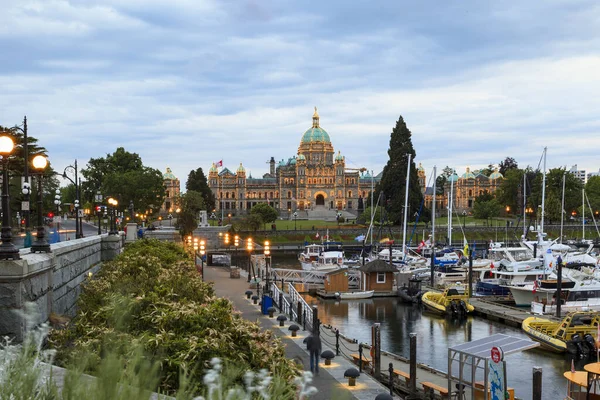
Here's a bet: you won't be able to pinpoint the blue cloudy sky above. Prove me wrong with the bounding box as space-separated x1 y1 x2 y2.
1 0 599 187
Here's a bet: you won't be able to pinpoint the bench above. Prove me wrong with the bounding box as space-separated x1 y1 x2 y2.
350 353 371 368
392 368 411 385
421 382 449 399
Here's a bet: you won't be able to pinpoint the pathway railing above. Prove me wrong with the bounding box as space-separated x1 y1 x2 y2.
270 281 297 322
287 282 314 332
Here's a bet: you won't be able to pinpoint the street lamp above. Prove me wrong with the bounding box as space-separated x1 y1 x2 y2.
264 240 271 295
108 197 118 235
462 210 467 230
293 211 298 231
0 135 20 260
200 239 206 282
54 189 61 240
246 237 253 283
11 117 33 248
63 161 82 238
31 155 50 253
95 191 103 235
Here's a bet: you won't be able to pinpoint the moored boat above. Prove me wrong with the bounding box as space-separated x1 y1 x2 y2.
421 285 474 318
335 290 374 300
522 311 600 355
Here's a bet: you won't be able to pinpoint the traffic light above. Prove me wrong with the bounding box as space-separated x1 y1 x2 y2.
48 212 54 218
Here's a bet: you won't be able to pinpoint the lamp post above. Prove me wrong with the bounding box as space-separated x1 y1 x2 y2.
293 211 297 231
108 198 118 235
95 191 103 235
0 135 20 260
62 161 82 238
462 210 467 230
264 240 271 295
31 155 50 253
12 117 33 248
200 239 206 282
54 189 61 240
246 237 253 283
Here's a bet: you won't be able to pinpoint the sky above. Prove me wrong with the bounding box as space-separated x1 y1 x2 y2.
1 0 599 188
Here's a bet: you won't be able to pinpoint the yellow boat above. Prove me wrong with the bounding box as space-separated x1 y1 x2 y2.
421 286 475 317
522 311 600 355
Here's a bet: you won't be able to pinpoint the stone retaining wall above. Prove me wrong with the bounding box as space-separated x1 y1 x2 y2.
0 234 124 341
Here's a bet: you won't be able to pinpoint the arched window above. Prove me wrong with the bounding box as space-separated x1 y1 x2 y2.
284 178 289 185
337 190 342 197
319 178 323 184
288 191 292 199
232 192 235 199
226 192 229 199
259 193 262 199
468 190 473 197
166 190 170 198
348 190 352 197
308 178 312 184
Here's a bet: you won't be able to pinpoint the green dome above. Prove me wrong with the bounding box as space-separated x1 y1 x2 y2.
298 154 306 161
301 127 331 143
335 151 344 161
489 169 503 180
163 167 177 180
461 167 476 180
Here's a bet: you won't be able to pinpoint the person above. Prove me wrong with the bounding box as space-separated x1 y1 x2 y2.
306 334 322 375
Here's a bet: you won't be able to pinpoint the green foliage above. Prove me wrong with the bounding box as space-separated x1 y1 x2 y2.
498 157 518 175
472 193 502 223
80 148 165 213
373 116 425 224
250 203 279 227
495 168 525 215
186 167 215 211
177 190 206 237
586 176 600 214
50 240 299 395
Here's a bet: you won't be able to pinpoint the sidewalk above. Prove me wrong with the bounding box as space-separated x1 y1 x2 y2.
204 266 393 400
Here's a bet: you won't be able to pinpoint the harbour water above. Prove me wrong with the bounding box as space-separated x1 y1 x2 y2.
259 253 583 398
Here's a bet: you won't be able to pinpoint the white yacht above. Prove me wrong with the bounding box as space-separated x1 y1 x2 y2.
298 244 323 270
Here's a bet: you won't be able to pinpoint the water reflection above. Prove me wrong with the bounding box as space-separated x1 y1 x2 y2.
308 296 569 397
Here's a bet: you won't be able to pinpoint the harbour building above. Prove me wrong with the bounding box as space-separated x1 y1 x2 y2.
207 108 381 220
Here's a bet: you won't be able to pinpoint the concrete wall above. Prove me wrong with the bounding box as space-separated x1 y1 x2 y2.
0 234 124 342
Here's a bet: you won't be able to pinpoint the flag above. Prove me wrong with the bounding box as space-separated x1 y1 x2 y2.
532 279 538 294
315 232 320 239
215 160 223 167
463 238 469 257
490 262 494 269
418 240 425 251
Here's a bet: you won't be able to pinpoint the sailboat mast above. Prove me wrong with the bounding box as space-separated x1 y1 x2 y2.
523 172 527 238
370 170 374 246
402 154 411 258
583 188 585 241
449 170 454 245
432 166 437 247
560 172 566 244
540 147 547 236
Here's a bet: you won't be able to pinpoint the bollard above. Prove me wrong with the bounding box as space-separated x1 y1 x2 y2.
388 362 394 396
312 306 319 335
335 329 340 356
358 343 364 373
297 301 302 325
409 333 417 396
532 367 542 400
279 292 283 312
373 323 381 379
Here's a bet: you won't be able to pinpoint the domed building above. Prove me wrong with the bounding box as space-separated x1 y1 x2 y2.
207 108 380 218
161 167 180 216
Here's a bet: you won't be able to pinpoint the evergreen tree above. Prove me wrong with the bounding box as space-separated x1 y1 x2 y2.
373 116 425 224
186 167 215 211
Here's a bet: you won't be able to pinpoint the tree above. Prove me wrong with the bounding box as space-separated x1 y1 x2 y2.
472 193 502 224
249 203 278 229
495 168 525 215
186 167 215 211
176 190 205 237
80 147 165 213
586 176 600 215
499 157 518 176
373 116 425 224
479 163 495 177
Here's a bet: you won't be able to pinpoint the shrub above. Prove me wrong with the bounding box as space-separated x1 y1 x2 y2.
50 239 299 395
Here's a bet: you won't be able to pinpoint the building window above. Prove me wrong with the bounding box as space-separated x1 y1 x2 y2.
348 190 352 197
226 192 229 199
319 178 323 184
231 192 235 199
337 190 342 197
288 191 292 199
240 201 243 209
269 192 273 198
348 201 352 209
377 272 386 283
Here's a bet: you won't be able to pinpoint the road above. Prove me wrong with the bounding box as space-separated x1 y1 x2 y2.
12 218 105 249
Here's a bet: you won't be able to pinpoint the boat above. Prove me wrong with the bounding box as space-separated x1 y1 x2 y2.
397 278 423 303
421 285 475 318
299 240 346 271
531 276 600 314
335 290 374 300
298 244 324 270
522 311 600 356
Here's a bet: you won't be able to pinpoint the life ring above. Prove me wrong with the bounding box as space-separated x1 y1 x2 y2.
370 346 375 358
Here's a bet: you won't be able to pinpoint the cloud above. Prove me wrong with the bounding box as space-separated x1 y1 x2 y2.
0 0 598 186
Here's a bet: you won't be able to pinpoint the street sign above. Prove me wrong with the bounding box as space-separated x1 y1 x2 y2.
491 346 503 363
21 201 30 211
78 209 84 217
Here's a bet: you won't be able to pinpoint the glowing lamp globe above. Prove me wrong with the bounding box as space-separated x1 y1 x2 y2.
32 155 48 170
0 136 14 155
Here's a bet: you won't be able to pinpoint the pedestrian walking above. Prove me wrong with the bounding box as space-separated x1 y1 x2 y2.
306 334 322 375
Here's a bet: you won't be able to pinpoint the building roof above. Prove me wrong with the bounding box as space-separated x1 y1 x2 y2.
489 168 503 180
358 259 397 273
301 106 331 143
163 167 177 180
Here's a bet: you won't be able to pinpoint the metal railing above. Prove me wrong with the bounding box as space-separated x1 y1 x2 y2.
287 282 314 332
270 281 297 321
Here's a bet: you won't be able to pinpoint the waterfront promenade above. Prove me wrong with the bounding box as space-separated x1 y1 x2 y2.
205 265 391 400
205 265 466 399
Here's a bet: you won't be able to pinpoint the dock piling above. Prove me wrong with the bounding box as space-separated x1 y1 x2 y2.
532 367 542 400
388 362 394 396
409 332 417 397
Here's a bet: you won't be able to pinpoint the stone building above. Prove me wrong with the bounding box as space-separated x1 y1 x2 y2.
161 167 180 215
420 165 503 214
207 108 380 218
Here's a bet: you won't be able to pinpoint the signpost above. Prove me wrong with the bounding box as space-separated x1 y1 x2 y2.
489 346 506 400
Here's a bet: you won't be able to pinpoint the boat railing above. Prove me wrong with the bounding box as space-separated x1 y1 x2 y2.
287 282 315 332
270 282 298 322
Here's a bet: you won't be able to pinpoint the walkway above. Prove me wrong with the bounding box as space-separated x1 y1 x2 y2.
205 265 392 400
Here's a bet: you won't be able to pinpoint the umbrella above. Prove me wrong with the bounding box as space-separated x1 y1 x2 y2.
354 234 366 242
